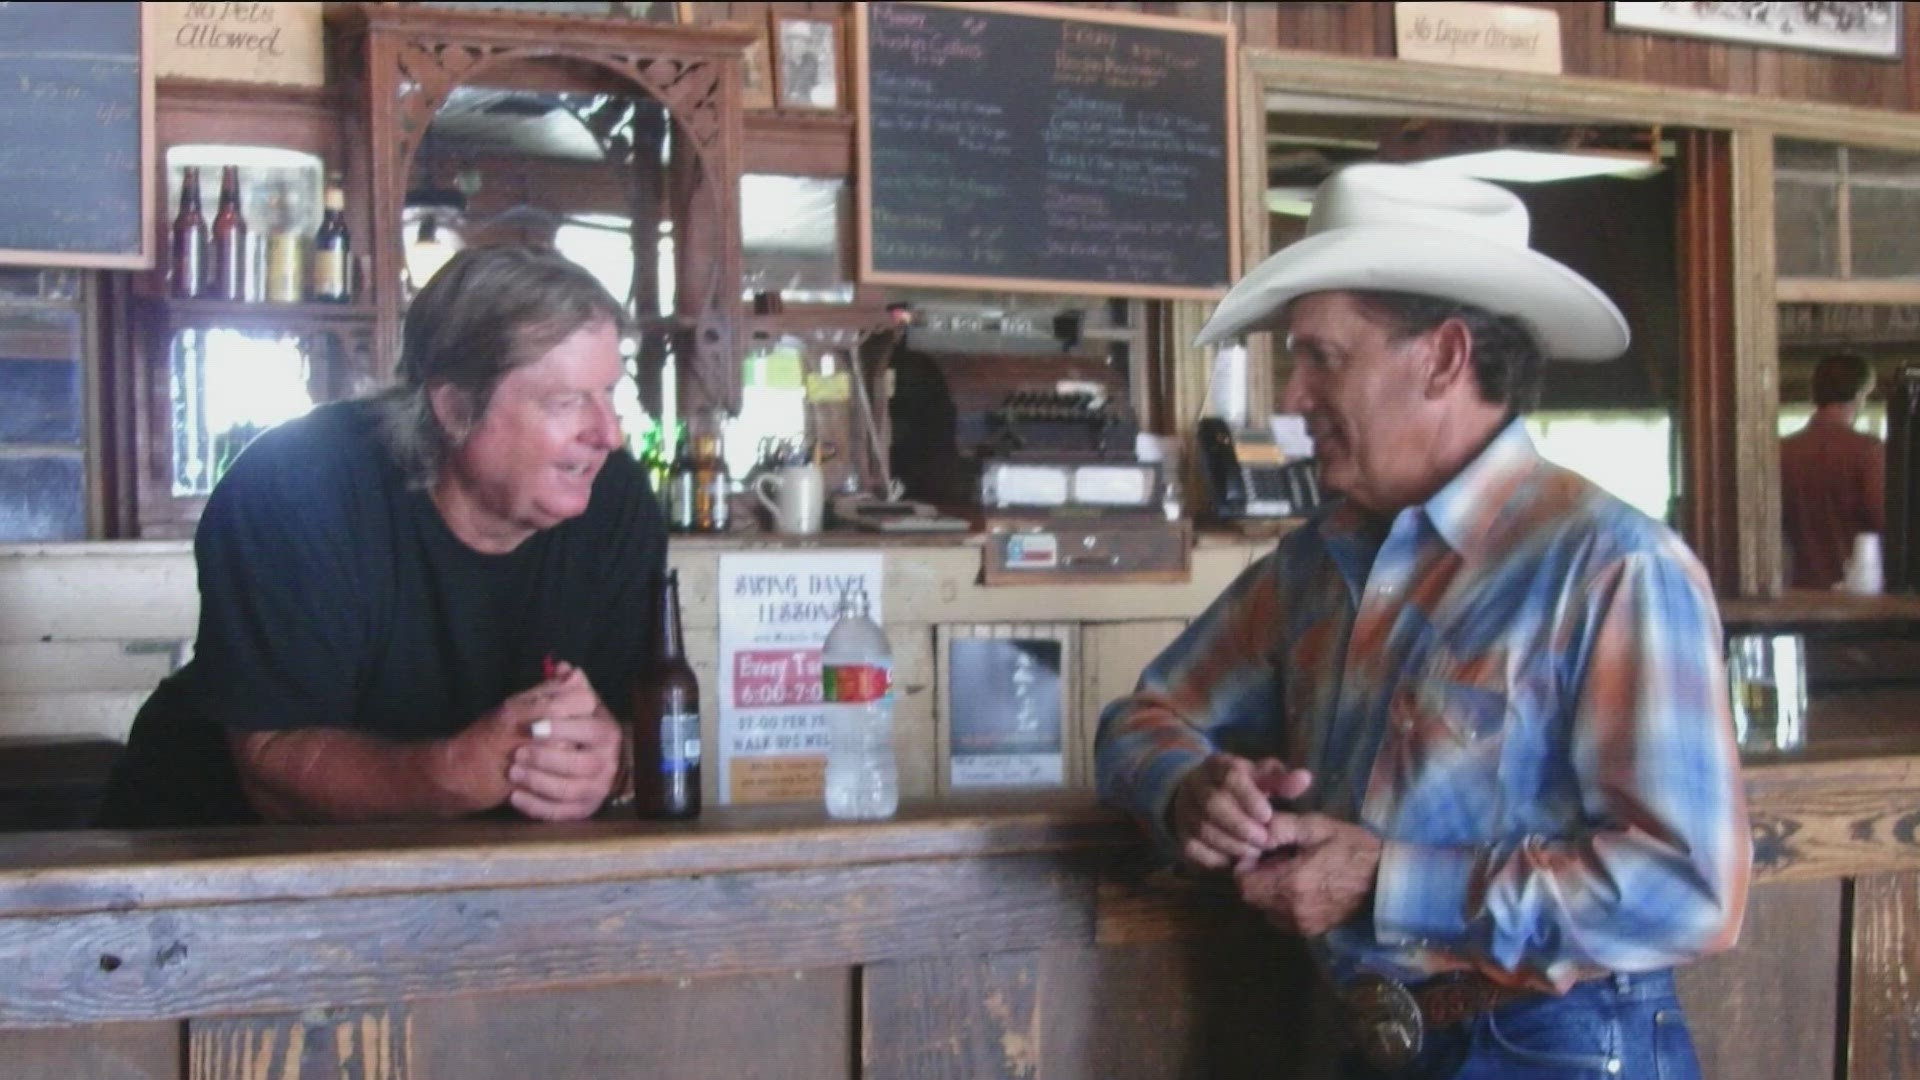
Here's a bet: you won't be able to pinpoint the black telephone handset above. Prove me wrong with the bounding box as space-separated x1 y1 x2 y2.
1197 417 1249 515
1197 417 1320 520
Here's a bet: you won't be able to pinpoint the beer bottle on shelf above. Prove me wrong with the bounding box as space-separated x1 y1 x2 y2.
168 167 207 300
632 568 700 819
209 165 247 301
691 432 730 533
665 437 696 533
264 183 304 305
312 177 351 302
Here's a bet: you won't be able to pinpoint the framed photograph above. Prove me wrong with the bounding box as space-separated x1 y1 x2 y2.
611 1 690 21
936 624 1080 793
1609 2 1901 60
775 14 841 111
741 19 775 110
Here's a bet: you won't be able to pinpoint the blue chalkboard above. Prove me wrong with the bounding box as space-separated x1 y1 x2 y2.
857 2 1237 300
0 2 151 268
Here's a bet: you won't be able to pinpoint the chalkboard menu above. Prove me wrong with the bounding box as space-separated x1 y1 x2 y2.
0 3 152 269
856 2 1237 299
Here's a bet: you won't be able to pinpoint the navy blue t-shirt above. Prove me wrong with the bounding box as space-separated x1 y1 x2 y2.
99 398 666 827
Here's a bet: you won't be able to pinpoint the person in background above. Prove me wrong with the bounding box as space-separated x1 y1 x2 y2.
100 245 665 827
1780 351 1885 589
1095 164 1749 1079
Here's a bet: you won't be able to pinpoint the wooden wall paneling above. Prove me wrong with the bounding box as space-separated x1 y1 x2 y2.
1240 49 1920 152
1036 943 1207 1080
188 1007 411 1080
1743 755 1920 884
935 623 1081 795
0 854 1091 1029
1235 51 1273 414
1674 880 1842 1080
1162 300 1214 511
0 1022 181 1080
0 546 198 643
0 540 1276 749
894 625 939 800
1730 127 1784 597
410 971 853 1080
1847 872 1920 1080
1036 936 1334 1080
862 950 1044 1080
0 689 153 743
1079 619 1188 781
1676 128 1739 592
663 543 1270 633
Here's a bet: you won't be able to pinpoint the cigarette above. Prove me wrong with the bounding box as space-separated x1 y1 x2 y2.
531 719 552 739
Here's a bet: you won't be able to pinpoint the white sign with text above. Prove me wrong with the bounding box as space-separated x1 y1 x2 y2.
153 2 325 87
717 551 884 805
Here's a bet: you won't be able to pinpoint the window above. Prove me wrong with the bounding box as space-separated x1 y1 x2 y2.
0 270 88 541
1525 410 1674 524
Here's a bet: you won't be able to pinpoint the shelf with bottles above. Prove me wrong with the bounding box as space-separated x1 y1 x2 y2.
160 149 359 309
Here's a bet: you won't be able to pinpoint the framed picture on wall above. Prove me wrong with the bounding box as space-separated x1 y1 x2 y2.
937 625 1078 793
775 13 841 111
1609 1 1902 60
741 18 775 110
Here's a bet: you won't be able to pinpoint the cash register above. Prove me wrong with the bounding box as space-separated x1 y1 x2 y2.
887 333 1188 583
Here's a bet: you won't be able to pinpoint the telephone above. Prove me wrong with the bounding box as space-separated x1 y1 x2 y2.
1196 417 1320 520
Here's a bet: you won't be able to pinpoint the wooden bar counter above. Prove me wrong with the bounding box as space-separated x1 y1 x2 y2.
2 738 1919 1080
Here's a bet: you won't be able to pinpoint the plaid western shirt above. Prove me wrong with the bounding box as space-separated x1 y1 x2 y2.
1096 420 1750 992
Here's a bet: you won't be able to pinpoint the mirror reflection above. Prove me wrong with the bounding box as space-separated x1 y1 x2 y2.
741 174 851 304
404 85 675 315
404 79 697 454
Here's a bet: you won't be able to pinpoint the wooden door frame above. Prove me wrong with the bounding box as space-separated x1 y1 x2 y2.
1217 48 1920 598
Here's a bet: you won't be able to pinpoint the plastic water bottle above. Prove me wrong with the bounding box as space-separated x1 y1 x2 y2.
821 582 898 819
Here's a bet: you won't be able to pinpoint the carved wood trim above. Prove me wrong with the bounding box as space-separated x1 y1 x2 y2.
343 5 752 410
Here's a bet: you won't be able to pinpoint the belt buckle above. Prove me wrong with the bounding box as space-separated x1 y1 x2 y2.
1338 973 1423 1072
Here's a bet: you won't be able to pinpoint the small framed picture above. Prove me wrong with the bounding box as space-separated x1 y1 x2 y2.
741 19 774 110
774 13 841 111
610 1 690 22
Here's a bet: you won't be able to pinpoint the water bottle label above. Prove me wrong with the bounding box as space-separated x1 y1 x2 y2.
823 662 890 703
660 711 699 771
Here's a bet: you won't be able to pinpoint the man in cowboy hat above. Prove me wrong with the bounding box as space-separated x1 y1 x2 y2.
1095 163 1749 1078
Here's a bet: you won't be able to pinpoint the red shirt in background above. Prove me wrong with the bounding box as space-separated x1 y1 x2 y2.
1780 414 1885 589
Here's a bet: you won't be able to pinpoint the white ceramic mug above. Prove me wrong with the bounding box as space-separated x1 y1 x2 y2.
755 464 825 535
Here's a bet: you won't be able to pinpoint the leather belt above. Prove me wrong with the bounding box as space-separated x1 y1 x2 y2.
1336 973 1549 1072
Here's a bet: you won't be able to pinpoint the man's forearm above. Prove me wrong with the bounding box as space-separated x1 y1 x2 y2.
230 728 498 823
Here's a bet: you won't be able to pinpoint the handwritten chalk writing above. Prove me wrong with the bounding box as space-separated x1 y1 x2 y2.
863 2 1229 291
0 2 144 261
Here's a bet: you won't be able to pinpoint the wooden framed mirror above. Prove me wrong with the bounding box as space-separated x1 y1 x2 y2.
344 4 754 414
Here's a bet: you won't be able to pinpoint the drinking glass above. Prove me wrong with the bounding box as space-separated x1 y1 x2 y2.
1727 633 1808 755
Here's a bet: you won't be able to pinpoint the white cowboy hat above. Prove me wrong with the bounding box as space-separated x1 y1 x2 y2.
1196 163 1629 361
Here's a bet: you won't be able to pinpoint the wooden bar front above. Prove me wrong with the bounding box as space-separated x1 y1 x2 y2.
1 747 1916 1080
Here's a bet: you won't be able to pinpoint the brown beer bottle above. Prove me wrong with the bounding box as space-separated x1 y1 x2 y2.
632 568 700 818
209 165 247 301
169 167 207 299
311 178 351 302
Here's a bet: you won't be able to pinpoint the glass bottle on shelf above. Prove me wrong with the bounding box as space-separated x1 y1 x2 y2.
209 165 248 302
691 431 730 533
264 182 304 305
312 177 351 302
665 437 696 533
169 166 207 300
632 568 701 819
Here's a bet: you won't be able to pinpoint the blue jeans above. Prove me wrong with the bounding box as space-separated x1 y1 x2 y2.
1344 970 1703 1079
